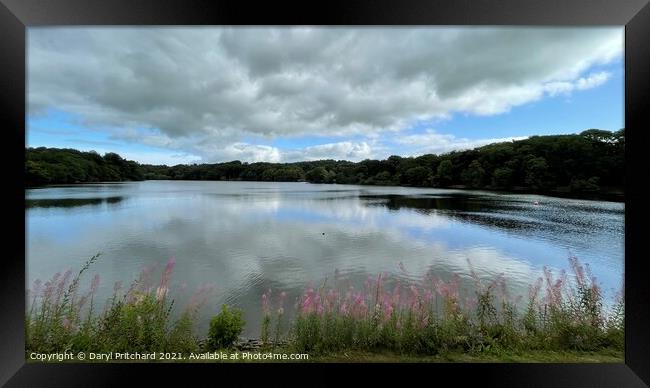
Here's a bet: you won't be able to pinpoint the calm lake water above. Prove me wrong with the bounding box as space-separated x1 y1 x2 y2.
26 181 624 337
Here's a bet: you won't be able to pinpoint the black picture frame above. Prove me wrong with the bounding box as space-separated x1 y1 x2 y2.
2 0 649 386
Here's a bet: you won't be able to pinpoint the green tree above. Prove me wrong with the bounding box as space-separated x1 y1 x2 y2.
436 160 453 186
306 167 335 183
404 166 432 187
581 129 616 143
207 305 245 350
25 160 52 186
524 157 549 190
26 128 624 198
492 167 514 188
461 160 486 188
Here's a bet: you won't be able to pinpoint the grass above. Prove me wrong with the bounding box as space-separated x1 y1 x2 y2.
277 256 624 358
26 254 624 362
26 254 212 355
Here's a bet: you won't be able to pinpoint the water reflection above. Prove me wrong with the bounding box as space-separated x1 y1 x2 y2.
25 181 624 336
359 194 623 258
26 196 125 209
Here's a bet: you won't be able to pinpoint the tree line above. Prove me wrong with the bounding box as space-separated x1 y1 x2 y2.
26 148 144 186
26 129 624 198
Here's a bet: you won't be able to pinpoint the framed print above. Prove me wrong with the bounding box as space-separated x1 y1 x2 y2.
2 0 649 386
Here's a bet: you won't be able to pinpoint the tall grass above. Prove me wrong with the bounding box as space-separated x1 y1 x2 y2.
26 254 623 358
277 256 624 355
26 254 213 354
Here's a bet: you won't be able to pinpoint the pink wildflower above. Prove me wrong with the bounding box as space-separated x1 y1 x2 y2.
424 289 433 305
155 286 168 301
62 317 73 331
314 294 322 314
383 303 394 321
302 294 313 313
340 302 349 316
159 257 176 290
392 282 401 306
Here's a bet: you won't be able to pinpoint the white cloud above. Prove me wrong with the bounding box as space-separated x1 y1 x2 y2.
395 129 528 155
283 141 376 162
188 140 381 164
544 71 612 96
118 151 202 166
576 71 611 90
201 142 283 163
27 27 622 162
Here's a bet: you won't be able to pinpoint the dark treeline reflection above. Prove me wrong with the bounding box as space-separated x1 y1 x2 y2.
362 194 487 213
26 196 125 209
360 193 623 238
26 129 624 200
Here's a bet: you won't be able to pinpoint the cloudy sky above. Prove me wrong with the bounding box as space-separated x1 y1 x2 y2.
27 27 623 165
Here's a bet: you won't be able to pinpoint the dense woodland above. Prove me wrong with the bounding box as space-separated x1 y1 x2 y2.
26 129 624 198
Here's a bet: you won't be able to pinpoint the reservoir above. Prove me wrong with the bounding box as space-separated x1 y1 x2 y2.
26 180 624 336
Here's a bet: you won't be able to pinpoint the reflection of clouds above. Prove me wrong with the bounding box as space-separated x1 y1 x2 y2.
28 191 534 287
238 194 452 233
27 181 622 335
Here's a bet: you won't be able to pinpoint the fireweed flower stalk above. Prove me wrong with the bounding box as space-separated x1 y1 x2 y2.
156 257 176 301
26 253 102 352
283 256 622 356
260 289 289 346
26 254 212 355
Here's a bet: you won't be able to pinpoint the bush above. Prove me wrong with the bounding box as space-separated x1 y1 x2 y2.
207 305 245 350
95 292 169 352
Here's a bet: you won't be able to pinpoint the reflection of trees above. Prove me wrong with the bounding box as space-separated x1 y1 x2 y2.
105 196 123 205
360 194 534 233
358 194 621 238
26 196 124 209
361 194 494 213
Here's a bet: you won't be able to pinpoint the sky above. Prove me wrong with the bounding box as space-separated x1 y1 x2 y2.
27 27 624 165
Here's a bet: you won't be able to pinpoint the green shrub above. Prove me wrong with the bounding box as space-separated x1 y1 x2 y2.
207 305 245 350
167 312 201 353
96 292 169 352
